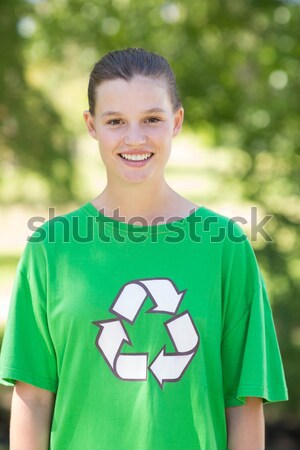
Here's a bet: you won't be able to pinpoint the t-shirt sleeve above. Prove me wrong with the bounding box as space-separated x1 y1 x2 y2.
221 222 288 407
0 240 58 393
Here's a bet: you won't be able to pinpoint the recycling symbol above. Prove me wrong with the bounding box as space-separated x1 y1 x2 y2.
93 278 200 388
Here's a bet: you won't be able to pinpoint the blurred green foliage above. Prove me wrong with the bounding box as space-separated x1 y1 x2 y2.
0 0 74 202
0 0 300 423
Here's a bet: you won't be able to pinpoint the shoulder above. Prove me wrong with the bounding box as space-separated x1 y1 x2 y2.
27 203 92 244
194 206 260 274
194 206 247 243
20 204 92 267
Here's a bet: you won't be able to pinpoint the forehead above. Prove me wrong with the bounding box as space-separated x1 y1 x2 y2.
94 76 171 113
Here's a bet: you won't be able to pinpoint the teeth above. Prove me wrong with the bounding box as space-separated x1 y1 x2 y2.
120 153 152 161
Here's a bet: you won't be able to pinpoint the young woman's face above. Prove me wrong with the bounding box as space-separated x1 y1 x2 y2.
84 75 184 186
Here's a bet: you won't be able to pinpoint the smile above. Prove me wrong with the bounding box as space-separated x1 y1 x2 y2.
119 153 153 161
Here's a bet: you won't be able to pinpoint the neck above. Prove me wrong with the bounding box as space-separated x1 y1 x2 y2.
91 178 195 223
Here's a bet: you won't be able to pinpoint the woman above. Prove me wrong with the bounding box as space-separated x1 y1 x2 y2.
0 48 288 450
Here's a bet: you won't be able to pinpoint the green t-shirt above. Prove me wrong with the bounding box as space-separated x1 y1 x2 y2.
0 203 288 450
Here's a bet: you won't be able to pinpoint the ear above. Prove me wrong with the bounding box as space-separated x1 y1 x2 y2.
172 107 184 138
83 110 98 140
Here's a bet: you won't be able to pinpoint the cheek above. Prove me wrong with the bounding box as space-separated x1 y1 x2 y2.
97 129 121 151
148 123 173 142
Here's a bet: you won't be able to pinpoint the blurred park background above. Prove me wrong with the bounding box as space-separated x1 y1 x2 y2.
0 0 300 448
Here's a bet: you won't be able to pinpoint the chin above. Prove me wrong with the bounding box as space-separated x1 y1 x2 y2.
120 169 157 185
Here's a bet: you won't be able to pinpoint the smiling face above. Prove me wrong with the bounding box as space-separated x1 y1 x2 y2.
83 75 184 186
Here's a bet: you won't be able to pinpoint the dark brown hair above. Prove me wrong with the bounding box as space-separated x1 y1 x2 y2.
88 48 182 115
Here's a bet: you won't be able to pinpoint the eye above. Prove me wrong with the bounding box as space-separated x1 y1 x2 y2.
106 119 123 126
145 117 161 124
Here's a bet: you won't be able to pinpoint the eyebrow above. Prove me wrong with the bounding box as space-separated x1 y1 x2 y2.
100 108 167 118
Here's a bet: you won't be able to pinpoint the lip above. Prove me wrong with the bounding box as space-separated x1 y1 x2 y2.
117 151 154 167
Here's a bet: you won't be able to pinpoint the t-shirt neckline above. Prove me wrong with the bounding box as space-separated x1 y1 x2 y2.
82 201 206 234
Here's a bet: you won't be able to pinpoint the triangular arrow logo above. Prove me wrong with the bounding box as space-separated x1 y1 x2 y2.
93 278 200 388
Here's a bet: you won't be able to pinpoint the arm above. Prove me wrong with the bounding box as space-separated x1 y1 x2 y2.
10 381 56 450
225 397 265 450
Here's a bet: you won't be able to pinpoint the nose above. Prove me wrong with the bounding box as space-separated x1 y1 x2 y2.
124 124 147 146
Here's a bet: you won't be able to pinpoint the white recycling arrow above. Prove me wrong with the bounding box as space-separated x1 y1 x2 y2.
165 311 199 353
93 319 148 381
149 311 199 388
149 347 195 387
139 279 185 314
116 354 148 380
111 278 185 323
93 319 130 368
110 282 148 323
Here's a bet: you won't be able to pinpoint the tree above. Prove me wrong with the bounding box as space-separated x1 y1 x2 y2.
0 0 74 202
